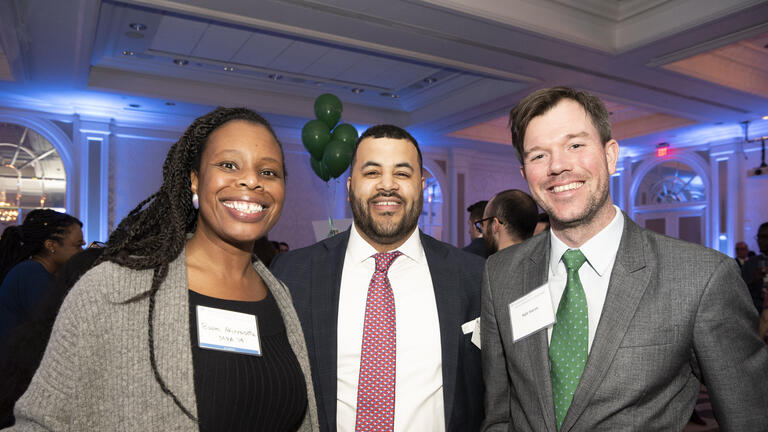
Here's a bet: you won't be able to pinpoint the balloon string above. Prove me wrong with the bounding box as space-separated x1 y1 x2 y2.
326 180 337 237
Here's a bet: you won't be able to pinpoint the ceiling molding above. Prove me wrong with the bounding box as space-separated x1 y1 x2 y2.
420 0 763 53
87 66 411 126
116 0 537 83
647 21 768 67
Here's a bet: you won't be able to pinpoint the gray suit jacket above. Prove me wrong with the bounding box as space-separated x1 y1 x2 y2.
482 214 768 431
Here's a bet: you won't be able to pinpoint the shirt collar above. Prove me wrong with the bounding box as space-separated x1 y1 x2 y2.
348 222 424 264
549 205 625 277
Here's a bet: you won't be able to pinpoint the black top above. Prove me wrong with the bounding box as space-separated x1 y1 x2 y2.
189 289 307 432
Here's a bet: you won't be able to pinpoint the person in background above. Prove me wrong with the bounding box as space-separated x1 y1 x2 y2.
735 241 750 269
463 200 488 258
482 86 768 431
279 242 290 253
0 246 104 428
10 107 318 431
272 125 484 432
480 189 538 255
0 209 83 360
534 212 550 235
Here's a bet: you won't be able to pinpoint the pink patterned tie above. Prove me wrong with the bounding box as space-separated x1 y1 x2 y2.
355 251 402 432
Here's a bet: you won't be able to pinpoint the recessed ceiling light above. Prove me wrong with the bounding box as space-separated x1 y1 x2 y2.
763 115 768 120
173 59 188 66
351 88 364 94
268 73 282 80
423 77 438 85
223 66 235 72
390 93 400 99
128 103 141 108
122 50 135 56
129 23 147 31
380 92 392 97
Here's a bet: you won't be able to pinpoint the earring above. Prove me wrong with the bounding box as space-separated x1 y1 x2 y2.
192 193 199 210
49 249 55 254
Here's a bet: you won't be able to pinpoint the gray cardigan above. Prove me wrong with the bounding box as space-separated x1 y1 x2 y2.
11 251 319 431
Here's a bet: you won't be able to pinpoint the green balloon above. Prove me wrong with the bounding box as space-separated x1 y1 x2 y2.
314 93 343 129
301 120 331 160
331 123 358 146
322 139 352 178
310 157 331 182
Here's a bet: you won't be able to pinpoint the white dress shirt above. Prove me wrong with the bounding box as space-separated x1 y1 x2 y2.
336 224 445 432
547 206 624 351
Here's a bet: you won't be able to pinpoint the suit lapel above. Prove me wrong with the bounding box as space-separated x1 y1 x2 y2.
561 217 651 431
522 236 558 432
311 231 349 431
421 233 461 429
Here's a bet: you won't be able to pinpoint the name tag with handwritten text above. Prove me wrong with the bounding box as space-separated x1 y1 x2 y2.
508 284 555 342
196 305 262 356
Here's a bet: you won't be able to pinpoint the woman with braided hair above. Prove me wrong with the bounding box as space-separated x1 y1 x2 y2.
10 108 318 431
0 209 83 359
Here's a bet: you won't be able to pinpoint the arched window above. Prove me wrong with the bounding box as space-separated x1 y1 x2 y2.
631 158 709 246
0 122 68 232
419 166 443 240
634 160 706 206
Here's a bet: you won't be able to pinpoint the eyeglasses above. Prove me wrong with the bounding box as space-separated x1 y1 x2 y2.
87 241 107 249
474 217 496 233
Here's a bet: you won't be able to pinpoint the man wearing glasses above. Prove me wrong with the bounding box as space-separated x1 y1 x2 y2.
463 201 488 258
479 189 539 255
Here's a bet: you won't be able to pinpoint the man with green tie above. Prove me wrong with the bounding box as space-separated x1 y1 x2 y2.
481 86 768 431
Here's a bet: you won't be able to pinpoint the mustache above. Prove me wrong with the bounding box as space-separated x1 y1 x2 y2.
367 191 405 203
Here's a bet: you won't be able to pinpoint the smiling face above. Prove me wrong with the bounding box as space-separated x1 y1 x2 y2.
190 120 285 249
520 99 618 239
347 136 424 251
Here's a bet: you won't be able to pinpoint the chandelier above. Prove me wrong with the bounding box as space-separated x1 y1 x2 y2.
0 201 19 222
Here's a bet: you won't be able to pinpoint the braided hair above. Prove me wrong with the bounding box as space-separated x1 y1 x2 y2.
0 209 83 284
99 107 283 421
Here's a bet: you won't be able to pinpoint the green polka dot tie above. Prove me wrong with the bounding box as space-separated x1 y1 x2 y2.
550 249 588 431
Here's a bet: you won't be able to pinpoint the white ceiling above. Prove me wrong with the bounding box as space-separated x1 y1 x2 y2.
0 0 767 156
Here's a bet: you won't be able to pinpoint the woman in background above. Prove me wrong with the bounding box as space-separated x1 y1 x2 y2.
11 107 318 431
0 209 83 359
0 247 103 428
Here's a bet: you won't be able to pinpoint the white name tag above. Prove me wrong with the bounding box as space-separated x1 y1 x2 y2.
196 305 262 356
508 283 555 342
462 317 482 349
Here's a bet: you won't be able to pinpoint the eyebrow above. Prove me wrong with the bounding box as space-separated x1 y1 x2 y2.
523 131 592 156
211 150 281 164
359 161 414 171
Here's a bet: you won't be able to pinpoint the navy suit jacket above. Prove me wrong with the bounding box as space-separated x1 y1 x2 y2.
272 229 485 431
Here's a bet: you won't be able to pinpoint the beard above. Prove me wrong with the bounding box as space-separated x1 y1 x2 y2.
349 185 423 246
543 175 611 231
483 233 498 255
